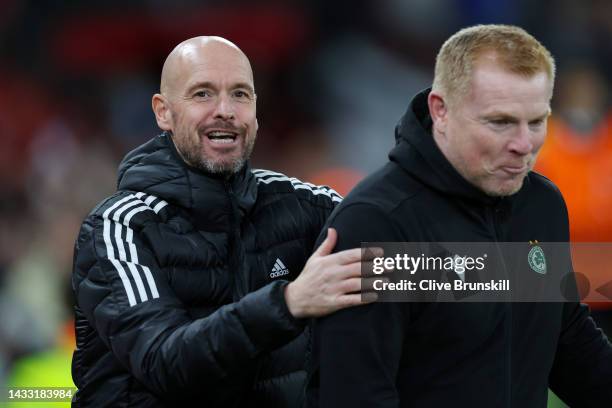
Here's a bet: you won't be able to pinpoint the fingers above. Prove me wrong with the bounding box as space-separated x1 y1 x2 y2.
328 246 384 265
337 262 362 279
313 228 338 257
334 261 394 280
361 260 395 277
337 292 378 309
338 277 389 293
299 231 392 317
361 277 389 292
338 277 361 293
360 291 378 303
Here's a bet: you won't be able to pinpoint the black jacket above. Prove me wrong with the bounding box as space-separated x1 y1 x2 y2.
71 133 341 407
307 90 612 407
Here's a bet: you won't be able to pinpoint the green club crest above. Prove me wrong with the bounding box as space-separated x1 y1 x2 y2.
528 245 547 274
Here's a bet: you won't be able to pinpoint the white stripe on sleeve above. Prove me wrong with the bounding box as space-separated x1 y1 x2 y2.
101 192 166 307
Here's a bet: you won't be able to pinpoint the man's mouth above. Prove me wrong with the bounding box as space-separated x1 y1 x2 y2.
206 130 238 144
500 164 528 175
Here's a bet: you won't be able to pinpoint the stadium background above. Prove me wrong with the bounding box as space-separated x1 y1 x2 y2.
0 1 610 407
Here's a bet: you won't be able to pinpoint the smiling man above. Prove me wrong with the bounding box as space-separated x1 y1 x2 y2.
307 25 612 407
152 37 257 175
71 37 378 407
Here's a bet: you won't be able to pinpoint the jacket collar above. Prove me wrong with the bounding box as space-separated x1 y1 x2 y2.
117 132 257 230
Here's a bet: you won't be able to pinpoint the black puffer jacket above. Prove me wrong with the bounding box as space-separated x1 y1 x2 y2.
71 133 341 407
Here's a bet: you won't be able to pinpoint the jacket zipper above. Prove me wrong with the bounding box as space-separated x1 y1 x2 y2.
224 181 241 301
225 180 257 406
489 204 512 408
225 180 265 403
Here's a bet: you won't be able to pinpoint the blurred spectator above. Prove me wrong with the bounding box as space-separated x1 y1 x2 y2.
536 62 612 242
535 63 612 357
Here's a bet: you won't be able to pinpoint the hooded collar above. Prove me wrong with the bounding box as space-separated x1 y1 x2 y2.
117 132 257 230
389 89 524 207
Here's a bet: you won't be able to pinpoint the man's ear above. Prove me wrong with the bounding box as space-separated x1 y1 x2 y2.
428 91 448 136
152 93 173 131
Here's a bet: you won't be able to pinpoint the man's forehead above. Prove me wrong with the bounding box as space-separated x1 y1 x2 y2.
183 67 255 93
468 65 551 100
180 55 253 82
470 57 552 93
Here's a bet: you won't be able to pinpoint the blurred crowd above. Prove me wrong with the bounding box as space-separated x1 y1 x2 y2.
0 1 611 406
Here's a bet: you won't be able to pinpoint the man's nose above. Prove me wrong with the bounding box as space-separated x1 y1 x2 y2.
509 123 534 155
213 95 235 121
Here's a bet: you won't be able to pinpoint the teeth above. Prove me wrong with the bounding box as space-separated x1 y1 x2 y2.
208 131 236 138
210 138 234 144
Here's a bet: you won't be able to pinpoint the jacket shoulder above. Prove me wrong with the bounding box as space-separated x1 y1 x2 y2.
252 169 342 209
529 171 562 194
86 190 171 229
526 171 567 208
341 162 422 214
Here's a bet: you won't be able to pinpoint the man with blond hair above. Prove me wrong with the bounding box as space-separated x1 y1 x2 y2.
307 25 612 407
71 36 380 407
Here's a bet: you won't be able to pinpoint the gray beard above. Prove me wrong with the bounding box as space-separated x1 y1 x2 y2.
173 133 255 176
190 152 247 176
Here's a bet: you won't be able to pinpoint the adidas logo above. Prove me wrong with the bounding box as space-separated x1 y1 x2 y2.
270 258 290 278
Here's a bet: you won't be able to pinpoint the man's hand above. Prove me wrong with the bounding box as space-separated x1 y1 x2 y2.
284 228 384 319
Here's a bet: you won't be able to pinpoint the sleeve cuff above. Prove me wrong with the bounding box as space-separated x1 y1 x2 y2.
236 280 307 352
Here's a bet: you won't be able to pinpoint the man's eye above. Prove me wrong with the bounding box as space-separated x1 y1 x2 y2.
234 90 250 99
194 91 210 98
490 119 510 126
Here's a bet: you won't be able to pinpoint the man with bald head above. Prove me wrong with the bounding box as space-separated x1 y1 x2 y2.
71 36 375 407
154 37 258 175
